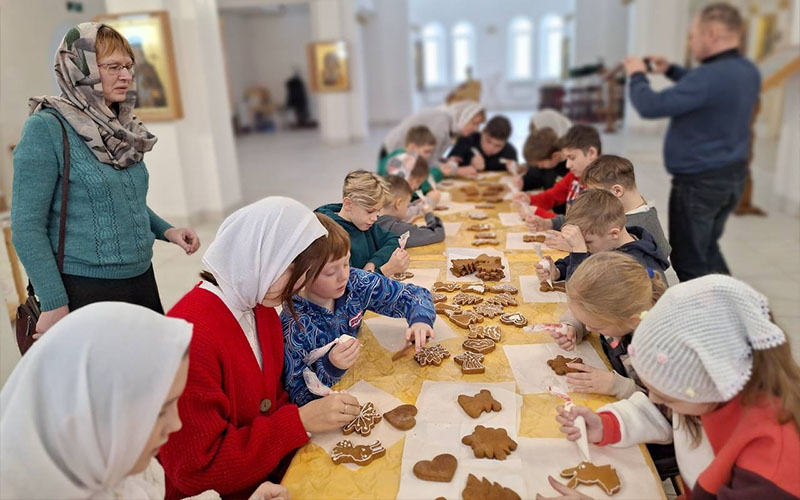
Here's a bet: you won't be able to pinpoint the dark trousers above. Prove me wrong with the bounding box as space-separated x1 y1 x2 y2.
61 265 164 314
668 165 746 282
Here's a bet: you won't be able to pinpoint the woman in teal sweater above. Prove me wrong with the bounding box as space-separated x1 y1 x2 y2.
11 23 199 335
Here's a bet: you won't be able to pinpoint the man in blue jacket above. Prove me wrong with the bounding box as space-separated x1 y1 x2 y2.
623 3 760 282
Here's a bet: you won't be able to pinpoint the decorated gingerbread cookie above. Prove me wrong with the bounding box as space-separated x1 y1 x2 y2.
461 425 518 460
540 281 567 293
474 232 496 239
460 283 486 294
330 440 386 466
453 292 483 305
435 302 462 315
413 453 458 482
485 292 517 307
392 271 414 281
447 310 483 329
457 390 502 418
454 351 486 374
523 234 546 243
383 404 417 431
468 324 502 342
472 238 499 246
466 223 491 231
431 292 448 303
474 302 504 318
462 474 521 500
462 338 496 354
560 461 622 496
500 312 528 327
547 355 583 375
342 402 382 436
489 284 518 295
432 281 460 293
468 211 488 220
414 344 451 366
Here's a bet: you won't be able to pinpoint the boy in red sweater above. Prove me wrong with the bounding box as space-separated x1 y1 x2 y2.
513 124 601 229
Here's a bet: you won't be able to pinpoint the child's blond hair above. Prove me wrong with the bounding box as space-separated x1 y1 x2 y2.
342 170 390 210
564 189 626 236
567 252 666 330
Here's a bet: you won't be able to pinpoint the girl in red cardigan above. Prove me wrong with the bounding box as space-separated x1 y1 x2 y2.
158 197 363 500
540 275 800 500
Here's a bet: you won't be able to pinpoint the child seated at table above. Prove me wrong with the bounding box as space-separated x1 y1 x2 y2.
384 153 441 216
377 175 445 247
378 125 442 198
281 214 436 405
550 275 800 498
535 189 669 283
516 126 568 191
317 170 409 276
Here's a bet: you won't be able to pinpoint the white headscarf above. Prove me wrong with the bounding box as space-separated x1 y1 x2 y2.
447 100 484 134
0 302 193 500
201 197 328 312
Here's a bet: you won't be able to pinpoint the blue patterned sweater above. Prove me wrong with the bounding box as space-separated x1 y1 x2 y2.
281 268 435 405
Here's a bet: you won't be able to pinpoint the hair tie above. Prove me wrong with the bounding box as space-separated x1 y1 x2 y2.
646 267 655 279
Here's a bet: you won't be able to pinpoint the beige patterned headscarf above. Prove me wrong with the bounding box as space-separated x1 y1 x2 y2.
29 22 156 169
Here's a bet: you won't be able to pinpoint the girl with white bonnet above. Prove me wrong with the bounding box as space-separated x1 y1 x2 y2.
543 275 800 499
158 197 363 499
0 302 288 500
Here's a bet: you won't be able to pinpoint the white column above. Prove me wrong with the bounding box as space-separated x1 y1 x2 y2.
309 0 369 144
105 0 243 223
623 0 689 133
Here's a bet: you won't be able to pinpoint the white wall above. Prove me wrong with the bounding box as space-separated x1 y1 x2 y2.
572 0 628 67
408 0 575 110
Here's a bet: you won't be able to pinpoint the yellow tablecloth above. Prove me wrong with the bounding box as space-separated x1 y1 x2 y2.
282 178 665 499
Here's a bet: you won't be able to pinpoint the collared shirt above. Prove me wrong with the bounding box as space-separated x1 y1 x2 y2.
199 281 263 369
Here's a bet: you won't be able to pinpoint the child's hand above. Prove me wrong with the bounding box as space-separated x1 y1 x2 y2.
471 152 486 172
363 263 376 273
535 256 559 282
544 230 571 252
381 248 410 276
298 393 361 433
441 159 458 177
457 165 478 178
249 482 290 500
427 190 442 204
512 192 530 205
328 336 361 370
405 322 435 351
525 215 552 232
420 199 433 215
566 363 615 395
560 224 588 253
549 324 577 351
555 405 603 443
512 175 524 191
535 476 594 500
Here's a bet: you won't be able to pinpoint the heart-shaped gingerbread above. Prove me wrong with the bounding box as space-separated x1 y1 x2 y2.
413 453 458 482
383 404 418 431
500 312 528 327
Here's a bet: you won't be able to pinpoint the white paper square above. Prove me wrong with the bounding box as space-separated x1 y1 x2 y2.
364 316 457 353
498 212 525 227
415 381 521 432
445 247 511 282
396 423 528 500
503 343 610 394
505 232 552 251
519 275 567 303
402 268 441 290
431 201 476 216
516 437 666 499
443 222 462 238
309 380 406 471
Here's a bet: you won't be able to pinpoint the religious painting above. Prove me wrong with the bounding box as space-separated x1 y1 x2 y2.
307 40 350 92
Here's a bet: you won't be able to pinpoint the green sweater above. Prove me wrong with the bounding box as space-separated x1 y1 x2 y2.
11 110 172 311
316 203 398 274
377 148 444 195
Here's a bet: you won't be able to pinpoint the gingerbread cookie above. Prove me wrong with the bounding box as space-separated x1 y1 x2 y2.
432 281 460 293
485 292 517 307
431 292 448 303
523 234 547 243
560 461 621 496
435 302 462 315
447 310 483 329
540 281 567 293
471 238 499 247
392 271 414 281
475 203 496 209
414 344 451 366
454 351 486 374
460 283 486 294
461 185 480 197
468 324 502 342
482 196 504 204
462 338 496 354
433 205 449 211
475 254 502 267
458 390 502 418
453 292 483 305
547 355 583 375
489 284 518 295
474 232 497 239
461 425 517 460
342 402 382 436
499 312 528 327
468 211 488 220
450 258 476 277
474 302 504 318
476 268 505 281
383 404 417 431
413 453 458 482
466 223 491 231
330 440 386 466
462 474 521 500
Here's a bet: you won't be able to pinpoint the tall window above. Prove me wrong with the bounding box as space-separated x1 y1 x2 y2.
539 14 564 79
422 23 446 86
451 21 476 83
508 17 533 80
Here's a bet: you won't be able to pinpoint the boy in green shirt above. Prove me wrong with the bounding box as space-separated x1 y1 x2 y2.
378 125 442 196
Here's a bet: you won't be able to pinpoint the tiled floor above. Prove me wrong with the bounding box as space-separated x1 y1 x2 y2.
152 111 800 362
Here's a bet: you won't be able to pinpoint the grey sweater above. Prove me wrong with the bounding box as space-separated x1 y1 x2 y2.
376 212 445 247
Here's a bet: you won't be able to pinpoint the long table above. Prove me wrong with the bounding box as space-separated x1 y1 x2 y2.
282 177 665 499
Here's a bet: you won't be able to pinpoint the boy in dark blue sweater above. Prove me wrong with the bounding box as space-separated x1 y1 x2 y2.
623 3 759 282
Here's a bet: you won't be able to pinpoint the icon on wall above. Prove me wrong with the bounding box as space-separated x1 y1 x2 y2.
95 10 183 121
307 40 350 92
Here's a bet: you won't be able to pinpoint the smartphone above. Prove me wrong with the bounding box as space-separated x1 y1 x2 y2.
643 57 654 73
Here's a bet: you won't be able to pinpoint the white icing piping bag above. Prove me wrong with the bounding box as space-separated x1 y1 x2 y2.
534 243 553 288
548 385 591 462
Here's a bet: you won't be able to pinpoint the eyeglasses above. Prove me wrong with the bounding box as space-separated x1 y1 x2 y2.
97 62 135 75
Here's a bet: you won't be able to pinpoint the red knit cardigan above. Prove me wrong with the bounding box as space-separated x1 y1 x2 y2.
158 285 309 500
